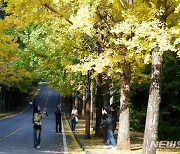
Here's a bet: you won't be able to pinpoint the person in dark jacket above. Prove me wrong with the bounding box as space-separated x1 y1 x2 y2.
104 103 117 149
55 105 62 133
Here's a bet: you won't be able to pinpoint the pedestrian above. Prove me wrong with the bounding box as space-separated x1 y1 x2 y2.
104 103 117 149
55 105 62 133
71 105 78 131
33 105 47 149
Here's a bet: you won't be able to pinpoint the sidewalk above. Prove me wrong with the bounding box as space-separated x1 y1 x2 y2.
65 118 180 154
67 118 142 154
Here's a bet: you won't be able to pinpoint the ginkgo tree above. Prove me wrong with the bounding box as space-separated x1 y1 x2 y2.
12 12 88 96
0 18 18 87
0 10 31 92
0 6 38 112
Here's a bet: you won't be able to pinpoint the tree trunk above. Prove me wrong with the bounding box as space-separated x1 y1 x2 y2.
117 61 131 150
90 81 96 130
85 99 91 139
142 47 163 154
82 89 86 118
0 90 2 112
95 84 103 137
94 74 110 137
7 89 12 111
102 81 110 108
85 71 91 139
2 88 6 112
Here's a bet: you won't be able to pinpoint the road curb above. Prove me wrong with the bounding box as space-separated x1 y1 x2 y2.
64 115 85 151
63 114 83 152
73 132 86 151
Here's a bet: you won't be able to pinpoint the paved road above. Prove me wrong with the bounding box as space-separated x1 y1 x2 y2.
0 87 65 154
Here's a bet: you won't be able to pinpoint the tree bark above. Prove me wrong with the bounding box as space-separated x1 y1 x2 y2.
75 92 78 108
102 80 110 108
94 74 110 137
82 89 86 118
90 81 96 130
95 84 103 137
142 47 163 154
7 89 12 111
85 71 91 139
117 61 131 150
85 99 91 139
2 87 6 112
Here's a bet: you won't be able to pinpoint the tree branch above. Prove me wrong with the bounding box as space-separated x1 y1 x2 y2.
43 3 73 25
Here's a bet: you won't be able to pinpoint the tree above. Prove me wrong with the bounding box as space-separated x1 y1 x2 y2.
142 1 180 153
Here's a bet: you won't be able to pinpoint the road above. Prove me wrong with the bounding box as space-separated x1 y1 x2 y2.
0 87 66 154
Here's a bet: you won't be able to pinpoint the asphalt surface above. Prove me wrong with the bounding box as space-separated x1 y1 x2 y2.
0 87 65 154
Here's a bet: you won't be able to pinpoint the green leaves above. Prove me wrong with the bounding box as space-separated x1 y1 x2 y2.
1 0 179 94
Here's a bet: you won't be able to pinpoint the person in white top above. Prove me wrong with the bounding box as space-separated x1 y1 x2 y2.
71 106 78 131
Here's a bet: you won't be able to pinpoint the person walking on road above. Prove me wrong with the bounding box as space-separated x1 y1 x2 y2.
104 103 117 149
71 105 78 131
55 105 62 133
33 105 47 149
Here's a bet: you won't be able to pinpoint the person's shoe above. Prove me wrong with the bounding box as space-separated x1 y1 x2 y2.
112 146 116 150
104 145 108 149
36 146 40 149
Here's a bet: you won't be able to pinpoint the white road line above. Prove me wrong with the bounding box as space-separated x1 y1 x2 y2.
61 117 68 152
0 89 42 141
0 121 31 142
0 88 44 142
44 89 51 109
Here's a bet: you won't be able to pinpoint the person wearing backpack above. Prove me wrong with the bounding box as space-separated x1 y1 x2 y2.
104 103 117 150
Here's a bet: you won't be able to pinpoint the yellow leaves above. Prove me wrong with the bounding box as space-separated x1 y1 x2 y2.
112 12 179 57
69 4 98 36
175 3 180 13
1 0 179 91
0 34 19 59
3 16 16 29
4 0 52 29
111 55 123 63
0 67 32 87
68 48 127 79
41 0 52 5
113 66 122 73
61 61 72 66
144 54 152 64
